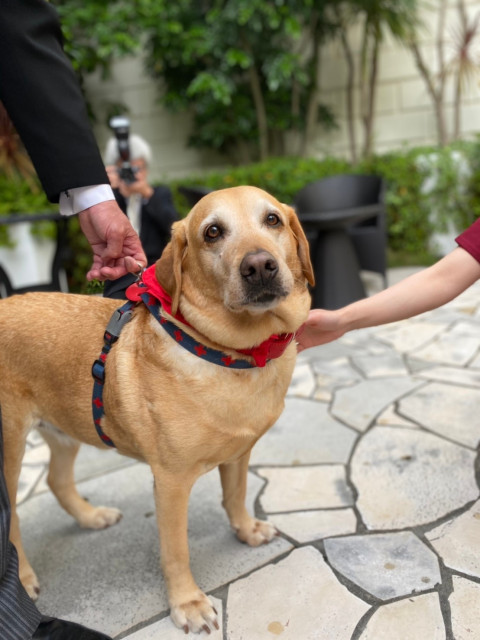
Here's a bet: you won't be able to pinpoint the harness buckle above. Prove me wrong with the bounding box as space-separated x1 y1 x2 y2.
104 307 134 340
92 359 106 384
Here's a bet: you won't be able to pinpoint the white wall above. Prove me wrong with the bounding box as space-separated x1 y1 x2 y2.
85 1 480 181
315 0 480 159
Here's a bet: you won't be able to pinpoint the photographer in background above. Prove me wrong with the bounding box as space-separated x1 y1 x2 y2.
103 129 179 299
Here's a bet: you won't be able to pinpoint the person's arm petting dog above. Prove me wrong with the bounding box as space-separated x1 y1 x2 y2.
296 246 480 352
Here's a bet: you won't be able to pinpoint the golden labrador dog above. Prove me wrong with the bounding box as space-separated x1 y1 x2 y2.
0 186 313 633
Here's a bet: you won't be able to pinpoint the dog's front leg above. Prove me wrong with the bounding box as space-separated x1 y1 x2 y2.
152 469 219 634
219 451 277 546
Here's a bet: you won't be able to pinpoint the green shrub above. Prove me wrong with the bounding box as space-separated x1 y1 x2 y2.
356 149 432 255
170 156 352 216
0 175 56 246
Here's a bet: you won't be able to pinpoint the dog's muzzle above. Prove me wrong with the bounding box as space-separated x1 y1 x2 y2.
240 250 288 305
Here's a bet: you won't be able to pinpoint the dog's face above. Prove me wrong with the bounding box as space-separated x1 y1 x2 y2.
156 186 314 345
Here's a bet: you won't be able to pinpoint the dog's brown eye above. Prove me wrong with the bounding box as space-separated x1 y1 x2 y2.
205 224 222 241
266 213 281 227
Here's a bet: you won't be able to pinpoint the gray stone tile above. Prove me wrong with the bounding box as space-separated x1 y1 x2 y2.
340 329 389 354
413 321 480 366
449 281 480 310
122 597 223 638
258 465 353 512
405 357 438 374
331 377 422 432
416 364 480 387
361 270 385 296
250 398 357 466
311 357 362 402
32 473 49 498
324 531 441 600
374 321 447 353
17 464 46 505
375 406 419 428
17 464 291 637
268 508 357 544
226 546 370 640
351 427 477 529
287 362 316 397
22 442 50 465
398 382 480 448
426 501 480 579
74 443 137 482
420 306 477 325
359 593 445 639
27 428 46 447
297 339 365 364
469 351 480 369
30 444 138 498
351 352 408 378
449 576 480 640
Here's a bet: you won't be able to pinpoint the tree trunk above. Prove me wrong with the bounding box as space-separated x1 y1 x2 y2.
410 0 448 145
453 67 462 140
247 63 269 160
338 23 357 163
410 41 448 145
302 22 322 158
362 35 379 158
453 0 469 139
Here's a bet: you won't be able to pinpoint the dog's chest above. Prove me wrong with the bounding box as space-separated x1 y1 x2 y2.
158 338 293 422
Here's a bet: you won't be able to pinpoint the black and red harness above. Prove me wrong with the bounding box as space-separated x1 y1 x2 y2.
91 265 294 448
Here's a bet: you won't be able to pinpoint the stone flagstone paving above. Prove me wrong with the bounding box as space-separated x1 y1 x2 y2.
15 273 480 639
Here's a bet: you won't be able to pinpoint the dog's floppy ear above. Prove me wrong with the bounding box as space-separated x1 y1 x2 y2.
286 206 315 286
155 220 188 315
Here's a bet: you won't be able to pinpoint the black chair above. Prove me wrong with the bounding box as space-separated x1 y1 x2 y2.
294 174 387 309
178 185 213 209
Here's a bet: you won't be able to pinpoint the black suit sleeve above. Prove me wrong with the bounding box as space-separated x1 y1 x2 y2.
0 0 108 202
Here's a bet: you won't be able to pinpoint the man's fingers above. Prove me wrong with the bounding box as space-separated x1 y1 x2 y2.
124 255 146 274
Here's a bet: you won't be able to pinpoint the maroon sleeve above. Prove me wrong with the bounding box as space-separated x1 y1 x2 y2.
456 218 480 263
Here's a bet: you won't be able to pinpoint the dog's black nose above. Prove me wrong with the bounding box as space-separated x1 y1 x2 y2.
240 250 279 284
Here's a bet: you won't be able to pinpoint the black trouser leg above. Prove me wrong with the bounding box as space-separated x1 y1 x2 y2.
0 409 41 640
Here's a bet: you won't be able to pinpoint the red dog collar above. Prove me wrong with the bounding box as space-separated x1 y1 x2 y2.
126 265 294 368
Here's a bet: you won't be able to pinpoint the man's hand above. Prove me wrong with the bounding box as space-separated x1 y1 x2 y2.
78 200 147 281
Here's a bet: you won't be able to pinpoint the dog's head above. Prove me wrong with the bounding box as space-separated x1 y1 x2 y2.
155 186 314 347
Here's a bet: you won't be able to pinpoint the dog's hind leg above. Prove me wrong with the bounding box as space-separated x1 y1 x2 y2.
219 450 277 546
39 426 122 530
1 405 40 599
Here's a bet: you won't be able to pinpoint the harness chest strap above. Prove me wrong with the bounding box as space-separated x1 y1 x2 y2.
91 277 295 448
90 296 259 448
91 301 135 447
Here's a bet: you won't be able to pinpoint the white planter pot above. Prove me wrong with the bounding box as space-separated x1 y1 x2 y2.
0 222 56 290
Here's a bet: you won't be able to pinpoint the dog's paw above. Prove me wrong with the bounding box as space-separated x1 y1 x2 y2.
20 569 40 600
170 592 219 634
235 518 278 547
79 506 123 530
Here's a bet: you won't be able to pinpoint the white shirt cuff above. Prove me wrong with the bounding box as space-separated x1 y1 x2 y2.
59 184 115 216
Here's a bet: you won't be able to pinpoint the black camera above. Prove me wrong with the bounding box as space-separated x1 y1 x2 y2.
109 116 138 185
